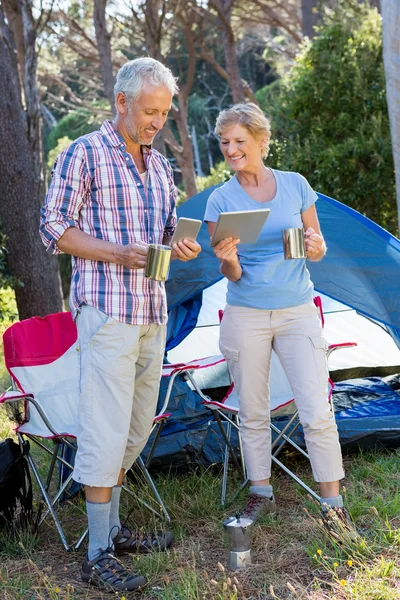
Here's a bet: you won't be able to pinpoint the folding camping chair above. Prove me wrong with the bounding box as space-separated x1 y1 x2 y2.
0 312 171 551
201 296 357 505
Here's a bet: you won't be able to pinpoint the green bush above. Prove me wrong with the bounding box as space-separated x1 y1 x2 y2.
257 0 397 235
196 161 232 193
47 136 72 170
47 109 103 152
0 234 18 323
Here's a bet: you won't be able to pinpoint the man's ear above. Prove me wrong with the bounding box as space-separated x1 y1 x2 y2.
115 92 128 115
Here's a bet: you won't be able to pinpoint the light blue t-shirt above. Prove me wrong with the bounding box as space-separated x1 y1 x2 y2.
204 169 318 310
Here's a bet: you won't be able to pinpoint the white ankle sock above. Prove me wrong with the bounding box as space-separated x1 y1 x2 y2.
86 499 111 561
320 494 343 512
249 484 274 499
109 485 122 540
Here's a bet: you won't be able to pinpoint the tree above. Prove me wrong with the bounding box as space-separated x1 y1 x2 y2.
93 0 115 111
301 0 320 39
257 0 397 234
381 0 400 234
0 1 63 319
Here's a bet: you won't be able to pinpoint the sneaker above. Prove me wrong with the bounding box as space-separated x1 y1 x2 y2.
321 506 361 541
241 494 276 521
113 526 173 555
81 548 147 592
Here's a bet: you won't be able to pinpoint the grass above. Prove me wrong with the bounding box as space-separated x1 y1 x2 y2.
1 424 400 600
1 294 400 598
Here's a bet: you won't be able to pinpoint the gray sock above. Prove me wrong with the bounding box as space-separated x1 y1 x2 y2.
249 484 274 499
86 499 112 561
109 485 122 540
320 494 343 512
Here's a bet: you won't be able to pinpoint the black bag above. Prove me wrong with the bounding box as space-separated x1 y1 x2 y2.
0 438 33 530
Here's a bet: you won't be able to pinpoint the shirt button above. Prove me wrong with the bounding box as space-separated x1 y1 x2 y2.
125 156 129 161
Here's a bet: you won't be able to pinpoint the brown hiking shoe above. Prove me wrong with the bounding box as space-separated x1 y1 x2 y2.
81 548 147 592
114 526 173 555
241 494 276 522
321 506 361 542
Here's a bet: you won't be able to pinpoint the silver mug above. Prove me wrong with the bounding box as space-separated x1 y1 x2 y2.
144 244 172 281
282 228 306 259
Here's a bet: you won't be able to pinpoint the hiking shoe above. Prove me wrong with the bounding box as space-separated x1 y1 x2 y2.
114 526 173 555
321 506 361 541
81 548 147 592
241 494 276 521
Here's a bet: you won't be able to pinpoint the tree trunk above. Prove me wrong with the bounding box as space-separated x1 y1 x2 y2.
382 0 400 235
144 0 198 200
0 5 63 319
301 0 320 39
93 0 115 111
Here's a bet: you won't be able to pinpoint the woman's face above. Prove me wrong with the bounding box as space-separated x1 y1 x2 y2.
219 123 264 172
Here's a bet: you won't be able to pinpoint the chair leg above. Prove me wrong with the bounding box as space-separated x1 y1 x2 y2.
128 455 171 523
271 454 320 502
25 452 71 551
221 421 231 507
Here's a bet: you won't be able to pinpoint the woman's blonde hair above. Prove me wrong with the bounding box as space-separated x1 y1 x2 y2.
215 103 271 159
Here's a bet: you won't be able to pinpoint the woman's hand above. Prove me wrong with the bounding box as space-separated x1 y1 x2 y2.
213 237 240 264
304 227 326 261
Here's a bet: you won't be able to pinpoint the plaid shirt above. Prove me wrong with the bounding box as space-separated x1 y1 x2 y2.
40 121 177 325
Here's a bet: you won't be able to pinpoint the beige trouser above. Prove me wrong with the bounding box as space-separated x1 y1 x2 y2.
219 302 345 483
73 305 166 488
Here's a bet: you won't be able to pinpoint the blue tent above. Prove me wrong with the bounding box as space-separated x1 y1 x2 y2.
166 186 400 350
140 186 400 467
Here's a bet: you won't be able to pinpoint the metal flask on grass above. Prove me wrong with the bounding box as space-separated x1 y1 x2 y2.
223 516 254 569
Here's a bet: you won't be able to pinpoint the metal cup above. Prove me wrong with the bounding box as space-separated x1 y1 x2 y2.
144 244 172 281
282 228 306 259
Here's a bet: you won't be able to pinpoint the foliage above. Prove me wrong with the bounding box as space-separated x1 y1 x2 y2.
46 137 72 171
47 109 103 152
257 0 398 235
196 161 232 193
0 233 18 324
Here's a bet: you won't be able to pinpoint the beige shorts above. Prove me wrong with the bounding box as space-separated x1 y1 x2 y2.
220 301 345 483
72 305 166 487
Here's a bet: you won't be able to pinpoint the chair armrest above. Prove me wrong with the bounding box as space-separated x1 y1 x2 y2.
0 390 34 403
327 342 357 360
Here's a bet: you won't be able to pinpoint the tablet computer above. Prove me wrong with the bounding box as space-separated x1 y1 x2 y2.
210 209 270 247
171 217 202 245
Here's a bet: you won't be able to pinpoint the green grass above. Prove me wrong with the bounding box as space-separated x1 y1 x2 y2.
1 292 400 598
1 437 399 599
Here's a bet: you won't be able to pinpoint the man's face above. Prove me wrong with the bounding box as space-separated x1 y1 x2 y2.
117 84 173 147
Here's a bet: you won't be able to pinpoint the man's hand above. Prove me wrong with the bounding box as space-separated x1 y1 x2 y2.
116 241 149 269
171 239 201 262
213 237 240 264
304 227 326 261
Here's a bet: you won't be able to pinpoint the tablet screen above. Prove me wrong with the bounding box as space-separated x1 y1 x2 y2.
210 209 270 247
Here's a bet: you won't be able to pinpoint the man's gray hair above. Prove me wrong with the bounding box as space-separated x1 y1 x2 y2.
114 57 179 104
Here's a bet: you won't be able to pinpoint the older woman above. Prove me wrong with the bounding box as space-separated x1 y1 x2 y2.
205 103 352 527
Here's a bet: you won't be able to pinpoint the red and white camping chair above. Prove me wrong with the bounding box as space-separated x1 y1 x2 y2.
201 296 357 506
0 312 172 551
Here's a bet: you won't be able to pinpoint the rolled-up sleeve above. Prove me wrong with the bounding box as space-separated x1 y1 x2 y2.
164 162 177 239
40 142 90 254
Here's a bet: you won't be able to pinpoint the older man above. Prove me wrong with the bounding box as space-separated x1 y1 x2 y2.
40 57 201 592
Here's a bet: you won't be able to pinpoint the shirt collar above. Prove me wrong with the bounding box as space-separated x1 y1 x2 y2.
100 121 153 160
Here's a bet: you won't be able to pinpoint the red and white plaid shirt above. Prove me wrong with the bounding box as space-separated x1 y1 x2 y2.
40 121 177 325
